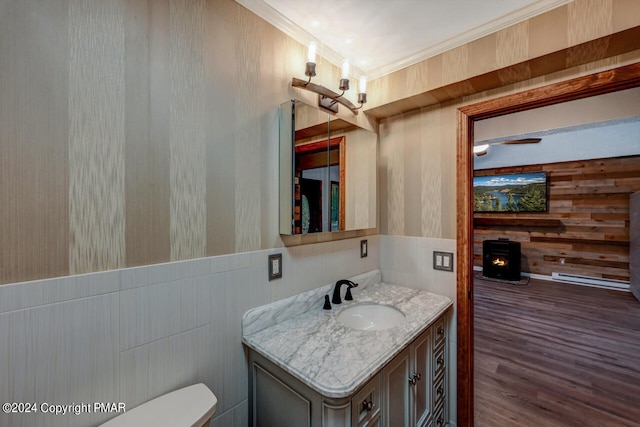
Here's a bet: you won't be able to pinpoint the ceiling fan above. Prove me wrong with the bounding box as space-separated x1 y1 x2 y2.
473 137 542 156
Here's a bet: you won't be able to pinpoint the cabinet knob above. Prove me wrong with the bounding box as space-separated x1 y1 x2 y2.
437 327 444 335
437 357 444 366
362 400 374 412
408 372 421 385
437 386 444 396
437 415 444 426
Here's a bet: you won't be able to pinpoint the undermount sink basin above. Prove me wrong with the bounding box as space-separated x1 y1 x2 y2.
337 303 406 331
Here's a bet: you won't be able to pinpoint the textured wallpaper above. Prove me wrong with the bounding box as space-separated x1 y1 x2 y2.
377 0 640 240
1 0 304 284
1 0 639 284
169 0 207 261
69 0 126 274
368 0 640 110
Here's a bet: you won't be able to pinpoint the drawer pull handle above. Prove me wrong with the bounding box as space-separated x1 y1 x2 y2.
408 372 422 385
362 400 374 412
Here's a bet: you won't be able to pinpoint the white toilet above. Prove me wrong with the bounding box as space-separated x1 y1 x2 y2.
100 383 217 427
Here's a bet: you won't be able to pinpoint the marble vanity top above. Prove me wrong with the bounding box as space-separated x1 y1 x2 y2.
242 270 453 398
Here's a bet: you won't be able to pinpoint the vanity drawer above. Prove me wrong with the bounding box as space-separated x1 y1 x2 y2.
431 401 446 427
433 316 446 347
433 373 446 409
432 344 446 380
352 373 382 427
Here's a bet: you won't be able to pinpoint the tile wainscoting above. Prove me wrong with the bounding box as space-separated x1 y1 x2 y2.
0 235 457 426
0 237 379 427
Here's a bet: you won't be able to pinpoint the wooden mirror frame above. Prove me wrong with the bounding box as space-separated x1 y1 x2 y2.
455 62 640 426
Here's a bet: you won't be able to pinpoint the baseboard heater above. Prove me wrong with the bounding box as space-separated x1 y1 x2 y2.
551 272 630 291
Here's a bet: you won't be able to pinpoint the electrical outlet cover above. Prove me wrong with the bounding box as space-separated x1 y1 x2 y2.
360 239 368 258
433 251 454 272
268 253 282 280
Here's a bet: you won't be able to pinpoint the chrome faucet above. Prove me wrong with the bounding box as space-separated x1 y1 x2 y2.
332 279 358 304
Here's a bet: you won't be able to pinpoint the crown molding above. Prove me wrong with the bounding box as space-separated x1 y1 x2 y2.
370 0 572 79
235 0 572 80
234 0 363 76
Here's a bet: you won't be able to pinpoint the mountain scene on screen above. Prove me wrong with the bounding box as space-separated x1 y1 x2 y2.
473 172 547 213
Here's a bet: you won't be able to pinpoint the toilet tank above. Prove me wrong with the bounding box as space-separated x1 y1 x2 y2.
100 383 217 427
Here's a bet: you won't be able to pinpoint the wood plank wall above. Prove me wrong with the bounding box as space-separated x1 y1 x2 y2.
474 155 640 281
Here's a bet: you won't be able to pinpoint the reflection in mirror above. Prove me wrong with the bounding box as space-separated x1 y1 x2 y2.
295 136 343 233
279 100 376 236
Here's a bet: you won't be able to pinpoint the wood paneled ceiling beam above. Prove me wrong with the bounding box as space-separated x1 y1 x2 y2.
366 27 640 119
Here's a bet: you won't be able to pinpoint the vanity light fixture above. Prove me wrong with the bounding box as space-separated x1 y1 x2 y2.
292 42 367 115
305 41 317 79
339 58 350 91
358 76 367 105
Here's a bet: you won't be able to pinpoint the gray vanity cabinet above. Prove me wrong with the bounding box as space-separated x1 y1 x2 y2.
248 312 448 427
382 322 440 427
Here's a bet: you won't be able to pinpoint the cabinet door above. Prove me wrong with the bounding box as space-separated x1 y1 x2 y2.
382 347 410 426
411 329 432 427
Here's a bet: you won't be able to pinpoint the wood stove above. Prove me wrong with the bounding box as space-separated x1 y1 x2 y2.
483 239 521 281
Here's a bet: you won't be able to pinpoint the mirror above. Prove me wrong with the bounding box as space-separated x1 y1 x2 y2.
279 99 377 235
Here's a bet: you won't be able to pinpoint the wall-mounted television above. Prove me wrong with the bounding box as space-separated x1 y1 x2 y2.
473 171 548 213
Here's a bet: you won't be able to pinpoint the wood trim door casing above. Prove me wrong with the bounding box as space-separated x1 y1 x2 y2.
295 136 347 232
455 62 640 427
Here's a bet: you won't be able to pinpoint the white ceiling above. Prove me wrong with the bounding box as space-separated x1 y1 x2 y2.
236 0 572 79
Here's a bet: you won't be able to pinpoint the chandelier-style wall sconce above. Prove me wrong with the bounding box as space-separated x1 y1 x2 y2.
291 42 367 115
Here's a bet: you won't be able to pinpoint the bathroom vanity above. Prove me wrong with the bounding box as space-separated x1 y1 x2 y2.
242 270 452 427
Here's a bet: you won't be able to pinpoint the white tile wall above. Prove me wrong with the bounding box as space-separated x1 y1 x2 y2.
0 236 380 426
0 294 119 427
379 234 458 427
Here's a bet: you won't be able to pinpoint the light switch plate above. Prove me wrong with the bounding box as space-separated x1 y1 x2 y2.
360 239 368 258
433 251 454 272
268 253 282 280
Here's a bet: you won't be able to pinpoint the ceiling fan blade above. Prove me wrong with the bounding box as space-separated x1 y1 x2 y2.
474 138 540 156
496 138 542 145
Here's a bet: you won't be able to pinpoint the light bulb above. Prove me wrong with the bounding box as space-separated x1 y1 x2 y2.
359 76 367 94
341 59 350 79
307 42 316 64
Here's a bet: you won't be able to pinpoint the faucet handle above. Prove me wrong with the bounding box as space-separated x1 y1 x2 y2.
344 281 358 301
344 287 353 301
332 280 359 304
323 295 332 310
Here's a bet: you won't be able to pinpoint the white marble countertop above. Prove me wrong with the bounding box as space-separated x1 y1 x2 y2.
242 270 453 398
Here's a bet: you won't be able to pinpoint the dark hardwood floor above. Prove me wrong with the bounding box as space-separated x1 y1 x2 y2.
474 277 640 427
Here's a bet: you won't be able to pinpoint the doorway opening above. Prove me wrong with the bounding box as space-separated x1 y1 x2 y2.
455 62 640 426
